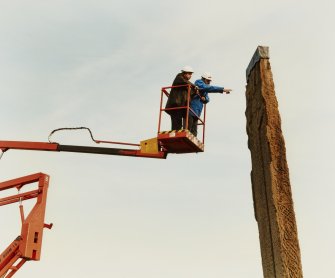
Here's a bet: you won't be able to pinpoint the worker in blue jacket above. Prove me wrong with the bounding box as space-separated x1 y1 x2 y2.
188 72 232 136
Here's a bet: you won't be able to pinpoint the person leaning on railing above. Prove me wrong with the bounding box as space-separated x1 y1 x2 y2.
165 66 197 130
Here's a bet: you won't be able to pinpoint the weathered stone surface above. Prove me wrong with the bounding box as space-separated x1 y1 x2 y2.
246 46 269 81
245 47 303 278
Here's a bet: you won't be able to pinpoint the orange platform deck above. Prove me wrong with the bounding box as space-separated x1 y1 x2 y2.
157 129 204 154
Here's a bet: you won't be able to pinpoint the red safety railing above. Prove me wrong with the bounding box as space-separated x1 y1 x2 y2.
158 84 206 145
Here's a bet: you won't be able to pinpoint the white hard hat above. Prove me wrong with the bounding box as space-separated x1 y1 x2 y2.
201 72 212 81
181 65 194 73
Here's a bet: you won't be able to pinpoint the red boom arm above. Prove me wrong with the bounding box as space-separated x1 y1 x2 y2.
0 140 167 159
0 173 52 278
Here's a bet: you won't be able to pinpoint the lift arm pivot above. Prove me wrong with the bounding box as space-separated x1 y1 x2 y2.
0 173 52 278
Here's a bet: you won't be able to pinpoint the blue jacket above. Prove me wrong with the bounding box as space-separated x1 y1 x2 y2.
190 79 224 117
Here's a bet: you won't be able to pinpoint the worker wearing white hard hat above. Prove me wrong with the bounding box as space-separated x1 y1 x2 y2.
188 72 232 136
201 72 212 81
181 65 194 73
165 66 197 130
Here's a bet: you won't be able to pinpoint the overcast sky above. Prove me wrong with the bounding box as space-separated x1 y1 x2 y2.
0 0 334 277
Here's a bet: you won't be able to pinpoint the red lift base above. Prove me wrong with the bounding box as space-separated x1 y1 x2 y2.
157 129 204 154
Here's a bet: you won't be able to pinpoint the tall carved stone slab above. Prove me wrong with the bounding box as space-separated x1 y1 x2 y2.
245 46 303 278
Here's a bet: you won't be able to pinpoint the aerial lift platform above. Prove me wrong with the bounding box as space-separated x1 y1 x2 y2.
0 84 206 277
156 84 205 153
0 84 205 159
